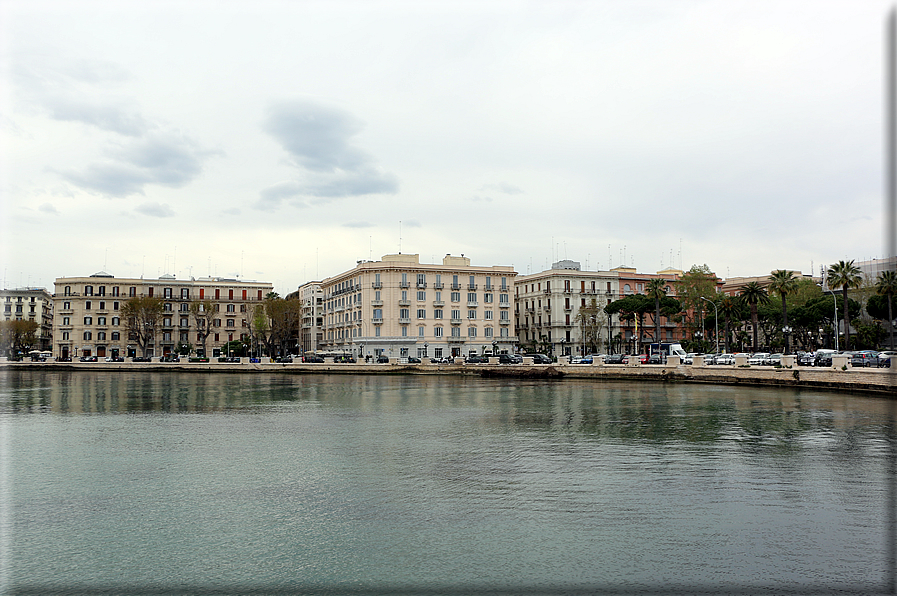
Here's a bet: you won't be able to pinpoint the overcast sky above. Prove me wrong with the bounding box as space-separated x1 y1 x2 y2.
1 0 892 295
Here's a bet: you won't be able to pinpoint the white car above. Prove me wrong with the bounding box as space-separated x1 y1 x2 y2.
748 353 769 365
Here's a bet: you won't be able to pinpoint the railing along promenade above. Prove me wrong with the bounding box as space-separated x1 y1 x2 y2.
2 355 895 395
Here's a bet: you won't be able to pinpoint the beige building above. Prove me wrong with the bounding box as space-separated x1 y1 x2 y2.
53 272 273 359
2 287 54 352
318 254 518 360
514 260 619 357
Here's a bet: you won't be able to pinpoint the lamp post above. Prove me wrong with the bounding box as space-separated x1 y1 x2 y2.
822 290 839 351
492 340 497 357
694 331 703 353
424 342 428 359
701 297 719 355
782 326 792 355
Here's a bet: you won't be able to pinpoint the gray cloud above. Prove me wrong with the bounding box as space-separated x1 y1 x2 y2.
61 132 219 197
38 203 59 215
255 99 398 210
44 97 147 136
134 202 175 218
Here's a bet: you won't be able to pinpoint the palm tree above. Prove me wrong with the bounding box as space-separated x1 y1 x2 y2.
876 270 897 349
739 281 769 352
718 295 739 353
826 260 863 349
767 270 799 354
645 278 667 347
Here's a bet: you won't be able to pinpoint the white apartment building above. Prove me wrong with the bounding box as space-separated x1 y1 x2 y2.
292 281 324 356
2 287 54 351
53 272 273 359
514 260 620 357
318 254 518 360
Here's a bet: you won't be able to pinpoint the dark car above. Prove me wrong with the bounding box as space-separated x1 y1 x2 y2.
132 356 151 362
604 354 626 365
377 355 390 363
334 355 356 363
217 356 241 363
161 355 180 363
465 355 486 364
528 354 552 364
814 350 836 367
79 356 98 362
275 356 293 363
406 356 421 364
647 354 664 365
850 350 880 367
498 354 515 364
303 355 325 363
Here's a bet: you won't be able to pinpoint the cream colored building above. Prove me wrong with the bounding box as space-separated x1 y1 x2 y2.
514 260 619 357
291 281 324 356
318 254 518 360
53 272 273 359
2 287 54 352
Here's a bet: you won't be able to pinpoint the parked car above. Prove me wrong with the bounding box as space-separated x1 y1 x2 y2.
747 353 769 366
715 354 736 366
79 356 98 362
814 350 837 367
406 357 421 364
604 354 627 365
850 350 881 367
132 356 151 362
498 354 515 364
218 356 241 363
104 356 125 362
528 354 552 364
878 351 896 368
275 356 293 363
465 355 486 364
161 355 180 363
764 353 783 366
647 354 664 364
377 355 390 363
797 351 816 366
579 354 603 364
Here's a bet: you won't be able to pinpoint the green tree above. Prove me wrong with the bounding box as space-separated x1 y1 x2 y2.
121 295 164 358
717 295 744 353
0 319 39 358
826 260 863 349
767 270 799 353
739 281 769 352
605 294 651 352
646 278 667 347
189 299 216 357
675 265 719 336
574 298 604 355
874 270 897 349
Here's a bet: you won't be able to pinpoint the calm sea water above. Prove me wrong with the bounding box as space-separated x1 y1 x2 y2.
1 370 894 595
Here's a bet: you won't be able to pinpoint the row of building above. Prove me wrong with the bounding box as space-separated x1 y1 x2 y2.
11 251 881 360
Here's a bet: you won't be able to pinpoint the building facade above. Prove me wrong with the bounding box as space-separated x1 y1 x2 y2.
1 287 54 351
514 260 619 357
317 254 518 360
52 272 273 359
291 281 324 356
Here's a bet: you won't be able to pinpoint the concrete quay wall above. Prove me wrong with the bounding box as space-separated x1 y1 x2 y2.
2 360 895 396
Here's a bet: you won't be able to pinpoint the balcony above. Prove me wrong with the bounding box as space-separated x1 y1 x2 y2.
399 318 411 325
432 300 445 307
400 281 410 288
468 284 477 290
416 282 427 289
371 300 383 307
398 299 411 306
499 302 509 308
467 301 478 307
499 319 511 325
433 282 444 289
451 284 461 290
372 282 382 289
450 318 462 325
372 318 383 324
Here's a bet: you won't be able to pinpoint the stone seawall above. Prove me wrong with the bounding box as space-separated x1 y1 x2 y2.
2 361 895 395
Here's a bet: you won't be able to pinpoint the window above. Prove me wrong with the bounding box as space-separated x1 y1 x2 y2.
227 304 235 312
181 288 189 299
112 317 120 326
451 309 461 320
434 327 443 337
373 308 383 319
62 331 70 340
400 308 410 319
401 327 408 337
63 301 71 310
500 327 509 338
435 291 441 302
451 327 460 337
500 294 509 304
451 292 460 302
99 301 105 310
97 317 106 325
434 309 443 319
417 273 426 286
485 310 493 320
467 293 477 303
111 332 120 340
85 286 93 296
64 286 71 296
484 293 493 303
500 311 509 321
112 287 120 297
83 331 92 340
214 319 221 327
180 317 189 327
164 288 172 298
485 327 493 338
468 327 477 338
113 302 119 310
501 277 507 290
97 332 106 341
417 309 426 319
130 287 137 297
243 289 247 300
375 327 381 337
417 291 426 301
227 320 235 327
85 301 91 310
228 289 234 300
468 310 476 319
98 286 106 296
418 326 425 337
84 316 93 325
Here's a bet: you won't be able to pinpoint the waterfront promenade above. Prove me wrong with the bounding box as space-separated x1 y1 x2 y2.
3 357 896 395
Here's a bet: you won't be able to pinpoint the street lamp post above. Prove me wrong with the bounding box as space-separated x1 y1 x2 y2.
822 290 839 351
424 342 428 359
782 326 792 355
701 297 719 355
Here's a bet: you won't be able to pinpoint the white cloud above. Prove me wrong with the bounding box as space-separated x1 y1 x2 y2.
134 202 175 218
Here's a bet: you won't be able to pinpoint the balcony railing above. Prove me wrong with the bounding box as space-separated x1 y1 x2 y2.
416 282 427 289
372 282 382 289
467 301 478 307
399 318 411 325
433 282 444 289
499 319 511 325
400 281 410 288
371 300 383 307
398 300 411 306
433 300 445 307
468 284 477 290
372 318 383 324
450 318 462 325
